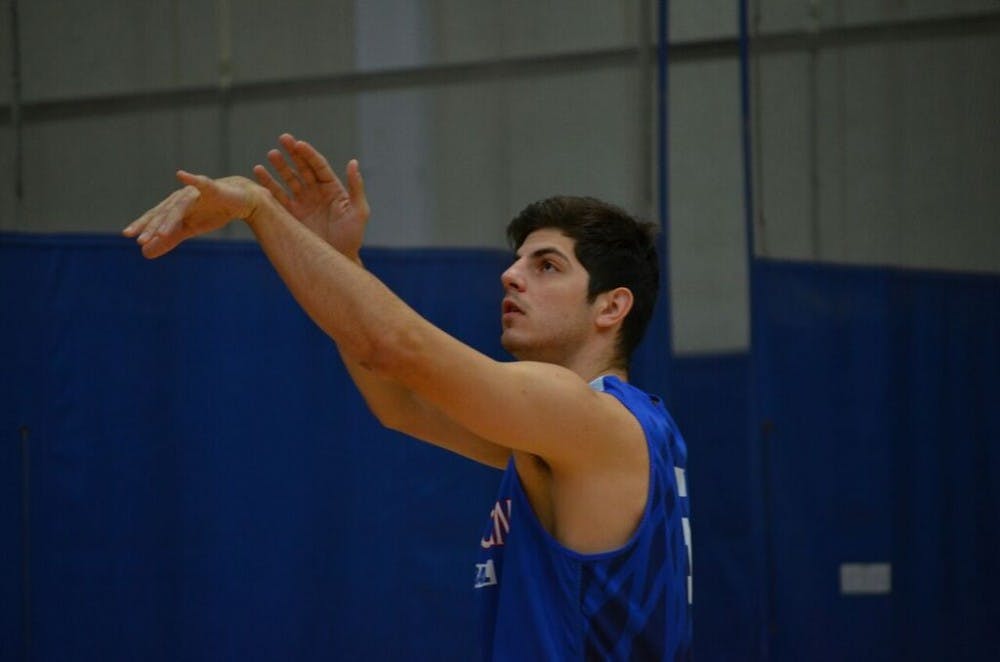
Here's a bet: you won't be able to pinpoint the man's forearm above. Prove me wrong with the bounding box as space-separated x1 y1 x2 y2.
244 187 449 388
335 340 511 468
337 343 421 430
241 186 511 469
329 254 422 429
239 188 447 437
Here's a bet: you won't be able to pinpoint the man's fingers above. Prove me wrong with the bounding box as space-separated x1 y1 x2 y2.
137 217 161 243
278 132 298 152
267 149 303 195
253 164 291 208
125 189 179 237
136 207 169 244
176 170 210 188
287 144 317 186
295 140 338 186
123 210 151 237
156 192 193 239
141 234 166 258
142 233 181 260
134 185 198 243
346 159 369 215
135 193 175 242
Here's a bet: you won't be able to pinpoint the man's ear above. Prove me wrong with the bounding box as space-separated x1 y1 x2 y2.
594 287 634 330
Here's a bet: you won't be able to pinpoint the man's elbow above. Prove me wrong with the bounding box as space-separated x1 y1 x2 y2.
370 402 408 433
362 325 425 385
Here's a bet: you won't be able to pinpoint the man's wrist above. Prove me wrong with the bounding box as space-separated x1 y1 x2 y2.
242 182 273 229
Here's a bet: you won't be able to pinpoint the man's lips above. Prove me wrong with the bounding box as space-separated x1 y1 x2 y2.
502 299 524 315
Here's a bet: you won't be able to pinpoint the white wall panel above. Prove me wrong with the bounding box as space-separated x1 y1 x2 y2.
358 1 635 70
755 52 815 259
500 0 637 57
805 34 1000 271
272 67 644 249
890 33 1000 272
356 89 436 247
670 0 738 41
19 0 216 101
753 25 1000 273
506 68 641 223
757 0 998 33
821 42 912 265
0 126 13 230
429 81 509 247
426 2 503 63
20 108 221 233
231 0 355 82
837 0 999 26
0 5 10 106
227 97 359 174
756 0 816 34
225 93 360 241
355 0 432 70
669 59 749 354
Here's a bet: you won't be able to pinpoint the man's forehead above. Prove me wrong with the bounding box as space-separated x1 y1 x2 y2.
516 228 574 256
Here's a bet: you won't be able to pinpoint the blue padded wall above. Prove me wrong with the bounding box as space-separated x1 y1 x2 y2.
1 235 509 660
670 353 762 660
752 259 1000 662
3 236 998 660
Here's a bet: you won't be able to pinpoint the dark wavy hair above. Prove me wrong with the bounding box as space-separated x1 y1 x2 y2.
506 196 659 368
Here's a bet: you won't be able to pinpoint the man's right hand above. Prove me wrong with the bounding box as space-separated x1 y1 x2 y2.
123 172 262 260
253 133 370 261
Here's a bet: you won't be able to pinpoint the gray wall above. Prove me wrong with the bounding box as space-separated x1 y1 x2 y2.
3 1 998 354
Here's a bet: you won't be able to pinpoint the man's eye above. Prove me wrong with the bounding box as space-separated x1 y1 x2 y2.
540 261 556 272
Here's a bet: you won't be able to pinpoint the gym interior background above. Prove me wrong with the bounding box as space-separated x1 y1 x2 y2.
2 1 998 659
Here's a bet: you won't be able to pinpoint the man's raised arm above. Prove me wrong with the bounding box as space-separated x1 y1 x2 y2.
124 146 638 472
252 136 509 468
126 135 508 468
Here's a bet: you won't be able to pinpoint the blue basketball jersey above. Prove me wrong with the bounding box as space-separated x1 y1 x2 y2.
474 376 693 661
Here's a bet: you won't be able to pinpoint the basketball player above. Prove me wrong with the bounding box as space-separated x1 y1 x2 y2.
123 134 692 660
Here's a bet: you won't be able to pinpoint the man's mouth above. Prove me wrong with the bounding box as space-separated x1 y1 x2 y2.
502 299 523 315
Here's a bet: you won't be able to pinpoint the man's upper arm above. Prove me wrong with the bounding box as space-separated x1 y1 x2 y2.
385 390 513 469
374 325 639 469
340 353 510 469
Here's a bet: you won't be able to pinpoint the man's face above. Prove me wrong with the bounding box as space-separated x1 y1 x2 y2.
500 228 594 363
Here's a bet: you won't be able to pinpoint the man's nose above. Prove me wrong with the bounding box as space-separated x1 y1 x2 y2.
501 263 525 291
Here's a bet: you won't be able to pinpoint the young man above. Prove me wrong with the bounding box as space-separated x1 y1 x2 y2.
124 134 692 660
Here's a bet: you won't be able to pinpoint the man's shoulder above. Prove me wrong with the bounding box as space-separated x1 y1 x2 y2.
590 375 665 420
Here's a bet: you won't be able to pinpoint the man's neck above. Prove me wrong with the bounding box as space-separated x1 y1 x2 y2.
509 338 625 383
559 352 628 384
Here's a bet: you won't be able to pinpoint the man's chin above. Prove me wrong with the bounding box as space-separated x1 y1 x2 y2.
500 333 528 360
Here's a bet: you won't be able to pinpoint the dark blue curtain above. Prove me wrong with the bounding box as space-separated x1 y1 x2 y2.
3 236 998 660
1 235 509 660
671 353 761 660
752 259 1000 662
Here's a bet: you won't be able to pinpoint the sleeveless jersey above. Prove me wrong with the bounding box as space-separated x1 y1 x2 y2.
474 376 692 661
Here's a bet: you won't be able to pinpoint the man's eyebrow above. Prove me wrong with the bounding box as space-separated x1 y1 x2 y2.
513 246 570 262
